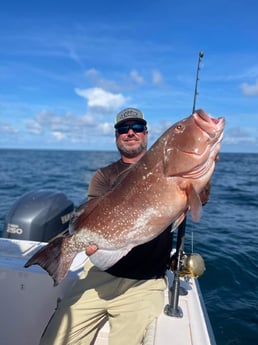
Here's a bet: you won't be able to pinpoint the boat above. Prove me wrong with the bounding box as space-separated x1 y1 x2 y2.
0 190 216 345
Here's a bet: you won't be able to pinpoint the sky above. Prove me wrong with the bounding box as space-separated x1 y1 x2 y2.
0 0 257 153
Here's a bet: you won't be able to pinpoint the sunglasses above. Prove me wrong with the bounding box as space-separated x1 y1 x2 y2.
116 124 147 135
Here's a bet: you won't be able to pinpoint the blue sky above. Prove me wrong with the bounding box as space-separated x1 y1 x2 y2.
0 0 257 152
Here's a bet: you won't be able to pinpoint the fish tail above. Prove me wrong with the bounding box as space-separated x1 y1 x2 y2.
24 236 77 286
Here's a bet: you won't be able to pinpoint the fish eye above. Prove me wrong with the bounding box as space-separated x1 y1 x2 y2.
174 123 184 132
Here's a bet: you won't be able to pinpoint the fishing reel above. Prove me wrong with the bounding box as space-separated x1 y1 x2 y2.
170 252 206 278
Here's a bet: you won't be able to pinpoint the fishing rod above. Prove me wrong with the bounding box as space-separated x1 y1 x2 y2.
192 50 204 113
165 51 205 318
164 217 187 318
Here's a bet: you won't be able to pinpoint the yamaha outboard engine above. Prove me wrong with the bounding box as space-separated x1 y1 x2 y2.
2 190 74 242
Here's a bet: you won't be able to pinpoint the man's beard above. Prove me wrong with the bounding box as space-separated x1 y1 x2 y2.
117 141 147 158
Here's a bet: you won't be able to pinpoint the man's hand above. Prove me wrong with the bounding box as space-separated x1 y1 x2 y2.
85 244 98 256
199 180 211 206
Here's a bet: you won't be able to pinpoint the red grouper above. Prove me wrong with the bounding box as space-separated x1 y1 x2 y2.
24 109 225 286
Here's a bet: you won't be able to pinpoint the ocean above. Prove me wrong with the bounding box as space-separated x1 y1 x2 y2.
0 149 257 345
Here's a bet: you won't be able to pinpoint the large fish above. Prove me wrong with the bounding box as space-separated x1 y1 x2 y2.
24 109 225 286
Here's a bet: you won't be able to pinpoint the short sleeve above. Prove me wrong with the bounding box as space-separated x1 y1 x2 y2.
87 169 111 200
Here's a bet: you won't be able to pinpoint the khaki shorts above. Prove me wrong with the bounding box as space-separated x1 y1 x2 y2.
40 261 167 345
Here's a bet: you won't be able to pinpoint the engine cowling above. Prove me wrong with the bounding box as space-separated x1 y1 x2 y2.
2 190 74 242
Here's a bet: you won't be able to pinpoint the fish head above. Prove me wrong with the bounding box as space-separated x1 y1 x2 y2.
163 109 225 184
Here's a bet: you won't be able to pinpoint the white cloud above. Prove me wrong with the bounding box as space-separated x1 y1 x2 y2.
0 122 19 134
85 69 121 91
98 122 114 135
224 127 256 144
75 87 128 110
85 68 99 81
52 131 65 140
240 80 258 96
20 87 131 147
27 121 42 135
81 115 96 125
151 70 165 87
130 69 145 85
26 110 97 138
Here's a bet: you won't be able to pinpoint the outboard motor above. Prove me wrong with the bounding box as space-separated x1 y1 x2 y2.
2 190 74 242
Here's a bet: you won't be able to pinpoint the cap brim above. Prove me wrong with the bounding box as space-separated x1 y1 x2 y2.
114 118 147 128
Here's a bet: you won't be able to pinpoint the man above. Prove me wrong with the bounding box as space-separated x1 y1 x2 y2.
40 108 197 344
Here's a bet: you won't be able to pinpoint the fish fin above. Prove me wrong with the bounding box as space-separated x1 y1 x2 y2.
89 247 132 270
24 236 77 286
186 183 202 222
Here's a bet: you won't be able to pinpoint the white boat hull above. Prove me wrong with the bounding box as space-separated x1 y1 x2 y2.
0 238 216 345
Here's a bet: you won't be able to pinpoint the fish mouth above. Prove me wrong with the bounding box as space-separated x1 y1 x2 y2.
180 110 225 179
193 109 225 139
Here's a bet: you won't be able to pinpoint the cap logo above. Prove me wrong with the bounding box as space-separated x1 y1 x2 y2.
115 107 146 128
117 108 143 122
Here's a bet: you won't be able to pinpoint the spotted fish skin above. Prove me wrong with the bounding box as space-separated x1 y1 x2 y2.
24 109 225 286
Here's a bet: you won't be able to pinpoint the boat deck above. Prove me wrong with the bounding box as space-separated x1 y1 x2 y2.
0 238 216 345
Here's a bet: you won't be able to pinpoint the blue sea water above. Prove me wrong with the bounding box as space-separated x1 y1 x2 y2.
0 149 257 345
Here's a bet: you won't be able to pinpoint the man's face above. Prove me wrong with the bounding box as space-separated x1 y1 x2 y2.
116 121 148 158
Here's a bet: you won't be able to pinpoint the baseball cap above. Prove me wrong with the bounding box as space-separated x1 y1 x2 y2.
114 108 147 128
